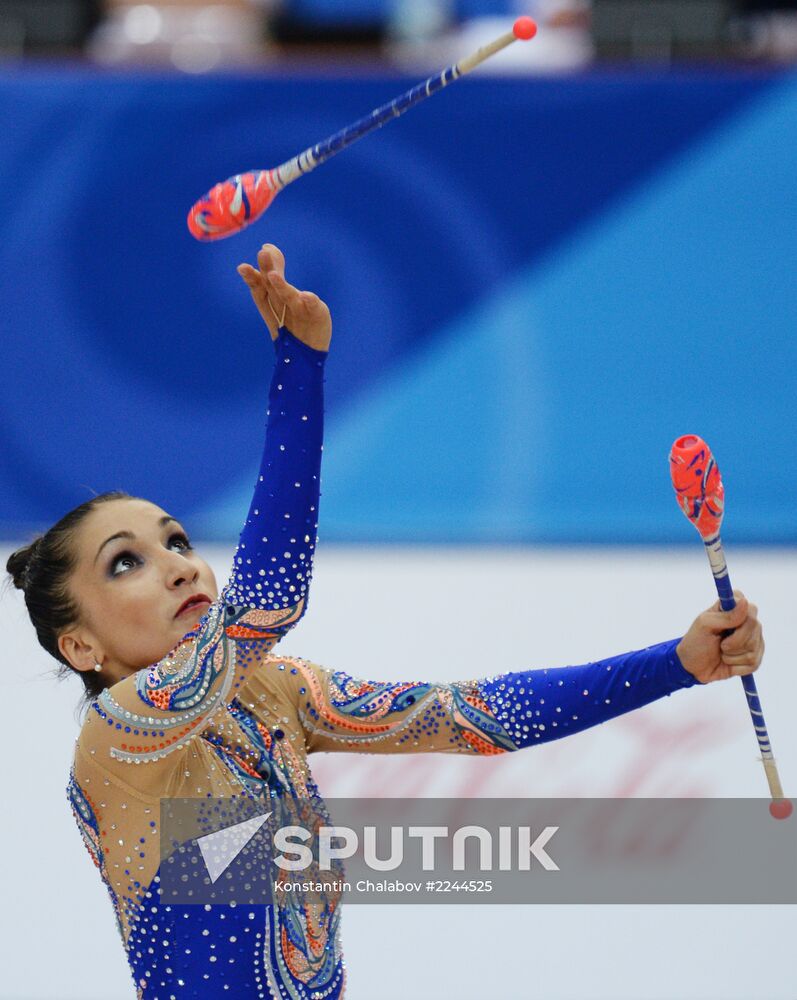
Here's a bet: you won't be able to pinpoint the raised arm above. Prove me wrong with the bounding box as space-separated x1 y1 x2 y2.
266 596 763 755
225 244 331 618
82 246 331 769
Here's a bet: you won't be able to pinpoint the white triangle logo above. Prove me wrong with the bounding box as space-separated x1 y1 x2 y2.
196 811 271 883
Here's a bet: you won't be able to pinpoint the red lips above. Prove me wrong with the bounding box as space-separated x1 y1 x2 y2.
175 594 212 618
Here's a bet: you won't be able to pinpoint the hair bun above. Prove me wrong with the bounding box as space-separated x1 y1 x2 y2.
6 540 40 591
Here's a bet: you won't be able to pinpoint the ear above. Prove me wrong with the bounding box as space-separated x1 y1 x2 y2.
58 629 103 673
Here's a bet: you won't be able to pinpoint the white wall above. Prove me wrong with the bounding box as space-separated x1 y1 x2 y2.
2 545 794 1000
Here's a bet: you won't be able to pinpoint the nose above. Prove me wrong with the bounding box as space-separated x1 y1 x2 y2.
164 549 199 589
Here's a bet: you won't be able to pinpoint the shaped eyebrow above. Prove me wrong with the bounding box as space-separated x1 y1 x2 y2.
94 516 179 566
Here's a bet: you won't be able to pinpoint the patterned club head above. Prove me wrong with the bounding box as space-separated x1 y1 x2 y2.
188 171 278 241
669 434 725 539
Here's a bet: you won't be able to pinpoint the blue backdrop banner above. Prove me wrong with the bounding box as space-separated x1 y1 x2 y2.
1 65 794 543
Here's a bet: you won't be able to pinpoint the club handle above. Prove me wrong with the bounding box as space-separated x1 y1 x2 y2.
270 26 523 190
706 536 785 801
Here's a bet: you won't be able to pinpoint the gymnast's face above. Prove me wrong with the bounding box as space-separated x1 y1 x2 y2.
57 498 219 684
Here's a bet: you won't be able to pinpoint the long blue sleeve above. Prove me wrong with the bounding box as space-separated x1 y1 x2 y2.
275 639 701 755
225 327 326 613
476 638 699 749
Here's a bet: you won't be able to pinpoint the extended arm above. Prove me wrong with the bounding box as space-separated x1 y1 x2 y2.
269 640 694 755
226 242 330 618
268 597 762 755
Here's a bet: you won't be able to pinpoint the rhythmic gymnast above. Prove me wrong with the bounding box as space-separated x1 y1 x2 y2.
7 245 764 999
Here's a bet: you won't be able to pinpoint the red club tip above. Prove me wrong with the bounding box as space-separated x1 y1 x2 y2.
769 799 793 820
513 16 538 40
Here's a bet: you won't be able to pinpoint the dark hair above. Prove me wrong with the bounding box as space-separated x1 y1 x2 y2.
5 491 138 714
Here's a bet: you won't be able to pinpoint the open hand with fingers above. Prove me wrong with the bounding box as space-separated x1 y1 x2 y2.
676 591 765 684
237 243 332 352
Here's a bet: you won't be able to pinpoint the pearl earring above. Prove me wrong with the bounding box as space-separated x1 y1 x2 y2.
93 662 102 672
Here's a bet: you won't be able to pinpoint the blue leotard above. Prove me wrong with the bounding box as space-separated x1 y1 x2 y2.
67 327 698 999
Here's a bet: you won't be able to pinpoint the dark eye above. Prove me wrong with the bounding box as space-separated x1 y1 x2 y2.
110 551 139 576
169 532 193 552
